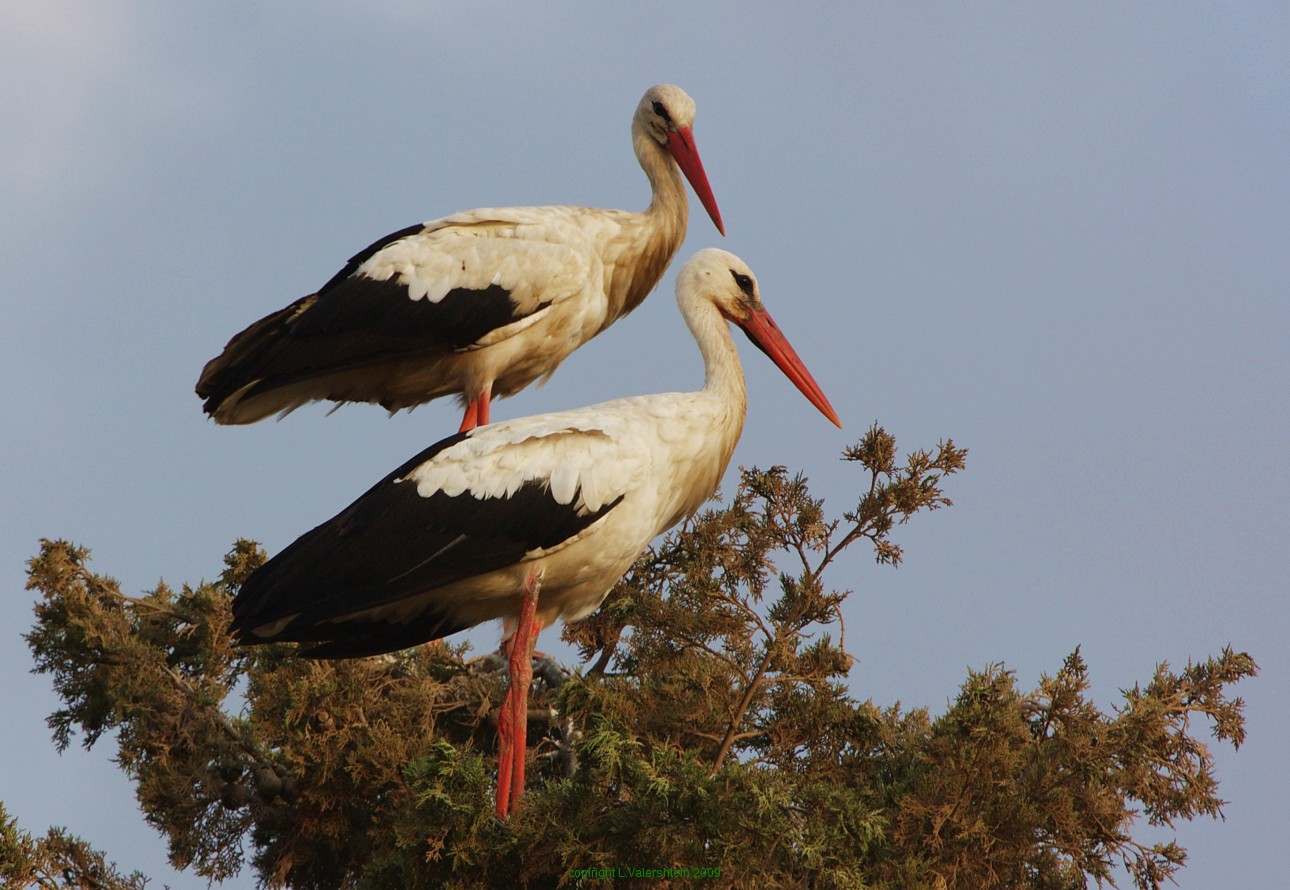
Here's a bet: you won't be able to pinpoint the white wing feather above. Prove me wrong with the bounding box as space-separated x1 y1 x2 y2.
403 404 652 517
356 208 614 317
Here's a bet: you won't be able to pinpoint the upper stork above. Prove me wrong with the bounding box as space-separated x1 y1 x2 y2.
230 249 841 818
198 84 724 432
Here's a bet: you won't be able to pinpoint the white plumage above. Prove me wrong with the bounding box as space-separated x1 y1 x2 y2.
198 84 725 432
230 248 841 816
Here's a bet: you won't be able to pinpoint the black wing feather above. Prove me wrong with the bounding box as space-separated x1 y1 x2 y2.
294 277 527 349
230 431 622 658
317 222 428 293
197 223 551 415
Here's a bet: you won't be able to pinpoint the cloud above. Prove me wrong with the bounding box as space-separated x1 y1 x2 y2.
1 2 135 203
1 2 235 218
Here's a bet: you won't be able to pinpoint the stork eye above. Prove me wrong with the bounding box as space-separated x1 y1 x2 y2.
651 100 672 122
731 270 755 297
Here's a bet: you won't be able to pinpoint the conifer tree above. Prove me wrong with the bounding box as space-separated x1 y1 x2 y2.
7 426 1255 889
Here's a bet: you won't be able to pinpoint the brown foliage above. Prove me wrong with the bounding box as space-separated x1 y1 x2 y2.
10 427 1255 889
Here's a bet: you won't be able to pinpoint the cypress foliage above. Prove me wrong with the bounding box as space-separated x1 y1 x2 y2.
8 427 1254 889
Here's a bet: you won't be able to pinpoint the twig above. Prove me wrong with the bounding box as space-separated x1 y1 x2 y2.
711 646 775 772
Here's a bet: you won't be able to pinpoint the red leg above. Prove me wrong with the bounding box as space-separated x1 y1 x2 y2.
496 569 542 818
509 594 540 808
496 681 515 817
457 388 492 433
458 399 479 433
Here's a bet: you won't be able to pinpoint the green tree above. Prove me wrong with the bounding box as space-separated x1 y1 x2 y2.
8 426 1254 889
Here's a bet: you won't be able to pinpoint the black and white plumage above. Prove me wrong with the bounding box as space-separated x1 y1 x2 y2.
197 84 724 432
230 248 841 814
229 428 626 658
230 248 839 654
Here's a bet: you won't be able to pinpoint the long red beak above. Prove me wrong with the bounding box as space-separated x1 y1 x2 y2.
734 307 842 428
667 127 725 236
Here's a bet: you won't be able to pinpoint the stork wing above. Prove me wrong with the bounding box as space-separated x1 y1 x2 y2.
197 209 601 416
301 210 600 349
231 415 641 657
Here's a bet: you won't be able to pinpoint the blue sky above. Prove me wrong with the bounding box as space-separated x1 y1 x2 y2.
3 3 1286 886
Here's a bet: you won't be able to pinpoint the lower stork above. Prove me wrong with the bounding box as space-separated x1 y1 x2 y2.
229 249 841 817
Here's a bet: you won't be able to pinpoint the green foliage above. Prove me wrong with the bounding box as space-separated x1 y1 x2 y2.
9 426 1256 888
0 801 151 890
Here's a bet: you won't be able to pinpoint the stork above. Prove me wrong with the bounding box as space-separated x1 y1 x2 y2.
229 249 841 817
198 84 724 433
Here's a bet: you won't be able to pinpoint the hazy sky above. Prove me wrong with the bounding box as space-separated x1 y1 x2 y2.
3 3 1286 886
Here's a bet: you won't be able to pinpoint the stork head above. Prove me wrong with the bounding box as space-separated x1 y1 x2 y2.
637 84 725 236
678 249 842 429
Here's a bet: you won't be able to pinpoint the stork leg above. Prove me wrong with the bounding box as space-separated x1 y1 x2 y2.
496 568 542 818
457 388 493 433
458 400 478 433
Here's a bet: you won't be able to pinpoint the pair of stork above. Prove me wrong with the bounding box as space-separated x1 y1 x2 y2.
208 85 841 818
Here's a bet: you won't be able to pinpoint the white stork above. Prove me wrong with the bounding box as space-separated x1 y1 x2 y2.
229 249 841 817
198 84 724 433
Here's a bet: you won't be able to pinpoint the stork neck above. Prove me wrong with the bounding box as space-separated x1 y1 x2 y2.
687 301 749 420
595 124 691 325
634 124 689 243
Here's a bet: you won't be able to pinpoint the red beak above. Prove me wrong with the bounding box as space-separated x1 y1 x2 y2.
734 307 842 428
667 127 725 236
